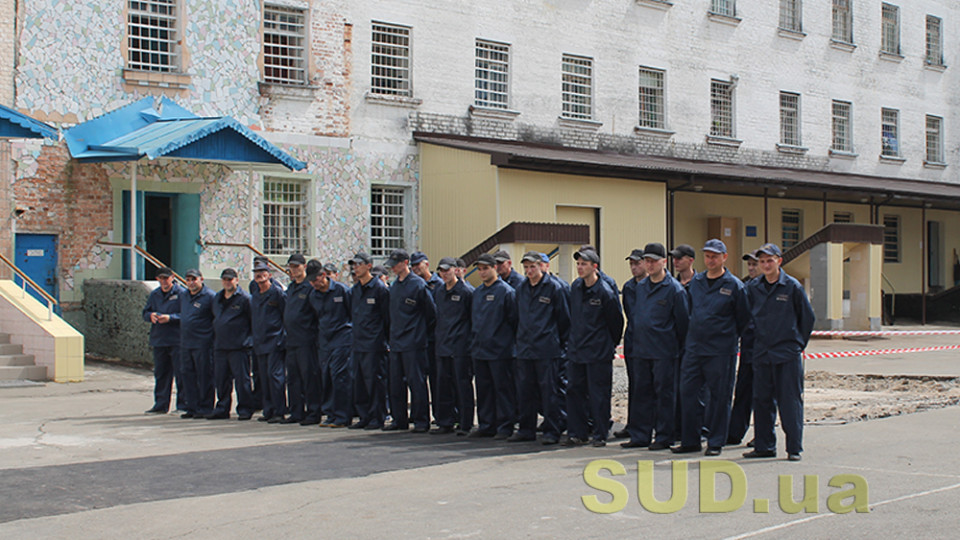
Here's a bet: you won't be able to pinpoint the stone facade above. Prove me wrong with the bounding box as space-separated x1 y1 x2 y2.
0 0 14 107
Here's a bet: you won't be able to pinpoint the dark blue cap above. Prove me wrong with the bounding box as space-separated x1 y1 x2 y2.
539 252 550 263
410 251 428 265
756 243 783 257
385 249 410 267
703 239 727 254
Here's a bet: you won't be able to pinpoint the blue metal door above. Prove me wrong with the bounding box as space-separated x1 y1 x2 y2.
13 233 59 308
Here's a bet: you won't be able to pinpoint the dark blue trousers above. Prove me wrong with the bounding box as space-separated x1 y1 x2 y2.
727 357 753 444
286 346 320 422
181 346 214 416
566 361 613 442
213 349 256 417
353 350 386 428
474 358 516 435
151 345 180 412
625 357 676 445
320 346 353 425
256 349 286 419
679 354 736 448
753 357 804 454
516 358 562 438
389 349 430 429
435 355 465 429
250 350 262 410
556 354 568 432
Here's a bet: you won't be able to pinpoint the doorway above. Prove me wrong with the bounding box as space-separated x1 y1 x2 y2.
123 191 200 280
928 220 942 292
13 233 59 309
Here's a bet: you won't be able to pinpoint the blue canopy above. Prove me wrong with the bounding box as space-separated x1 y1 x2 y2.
64 97 305 171
0 104 58 139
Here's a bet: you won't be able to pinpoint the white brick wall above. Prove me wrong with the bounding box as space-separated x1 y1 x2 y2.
347 0 960 183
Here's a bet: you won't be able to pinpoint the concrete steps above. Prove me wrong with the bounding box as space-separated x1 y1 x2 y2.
0 332 45 381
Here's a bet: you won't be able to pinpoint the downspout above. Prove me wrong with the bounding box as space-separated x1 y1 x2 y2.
922 203 927 325
763 188 769 243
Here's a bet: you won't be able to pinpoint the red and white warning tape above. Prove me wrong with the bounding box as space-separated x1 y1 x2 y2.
804 344 960 360
811 329 960 337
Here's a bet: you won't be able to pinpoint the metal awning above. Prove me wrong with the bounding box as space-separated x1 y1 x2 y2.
0 104 58 139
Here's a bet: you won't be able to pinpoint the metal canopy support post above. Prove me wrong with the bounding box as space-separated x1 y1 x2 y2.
130 160 138 279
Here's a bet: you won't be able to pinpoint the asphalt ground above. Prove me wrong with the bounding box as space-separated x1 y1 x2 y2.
1 328 959 538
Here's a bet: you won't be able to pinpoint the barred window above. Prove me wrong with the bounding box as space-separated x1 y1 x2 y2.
561 54 593 120
263 4 307 85
881 4 900 55
782 209 802 249
475 40 510 109
263 179 309 256
780 92 801 146
883 215 900 263
371 22 411 96
710 80 734 138
371 186 406 257
832 0 853 43
779 0 802 32
925 15 944 66
881 108 900 157
711 0 735 17
832 100 853 152
833 212 853 223
127 0 179 72
638 67 665 129
926 115 944 163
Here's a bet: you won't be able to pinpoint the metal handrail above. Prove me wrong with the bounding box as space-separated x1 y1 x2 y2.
96 241 187 284
201 241 291 276
0 252 58 320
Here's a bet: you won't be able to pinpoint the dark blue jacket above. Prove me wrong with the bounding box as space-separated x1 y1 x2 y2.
568 276 623 363
310 280 353 351
180 285 216 349
516 275 570 360
213 288 252 350
631 273 689 361
598 269 617 291
685 270 751 357
503 268 524 290
434 279 474 357
747 270 816 364
251 280 285 355
621 276 643 358
351 276 390 353
142 282 184 347
389 273 437 352
471 278 518 361
284 279 318 349
424 272 443 293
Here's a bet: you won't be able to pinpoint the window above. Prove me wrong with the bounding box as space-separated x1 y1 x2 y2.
127 0 179 72
926 16 944 66
881 4 900 55
782 209 802 249
475 40 510 109
370 186 406 257
638 67 666 129
833 212 853 223
561 54 594 120
832 0 853 43
780 0 802 32
926 115 944 163
780 92 801 146
832 100 853 152
263 4 307 85
262 179 309 255
371 22 411 96
881 108 900 157
710 80 734 138
711 0 735 17
883 215 900 263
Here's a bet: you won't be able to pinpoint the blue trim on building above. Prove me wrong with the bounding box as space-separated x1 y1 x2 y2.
0 104 58 139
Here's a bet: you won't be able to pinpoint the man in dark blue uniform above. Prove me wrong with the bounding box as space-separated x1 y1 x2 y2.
208 268 256 420
514 251 570 445
348 252 390 430
727 250 760 445
494 250 524 290
384 249 437 432
623 243 689 449
671 240 751 455
310 263 353 428
744 244 815 462
410 250 443 425
564 248 623 447
616 249 647 442
469 253 518 439
143 267 184 414
432 256 474 435
281 254 321 425
250 260 286 423
179 269 216 418
578 244 617 292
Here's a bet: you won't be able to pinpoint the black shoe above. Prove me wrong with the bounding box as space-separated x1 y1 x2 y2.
299 417 320 426
363 423 382 431
671 444 702 454
620 440 649 448
206 412 229 420
257 416 271 422
506 433 535 442
412 425 429 433
467 429 496 438
612 428 629 439
348 422 368 430
238 414 252 421
648 440 671 451
329 423 348 429
493 432 511 441
145 407 167 414
592 439 607 448
726 437 741 446
705 447 722 456
456 429 471 437
279 417 302 424
382 423 406 431
787 453 802 462
267 416 284 424
541 435 560 445
743 449 777 458
562 436 587 447
180 412 195 419
431 426 455 435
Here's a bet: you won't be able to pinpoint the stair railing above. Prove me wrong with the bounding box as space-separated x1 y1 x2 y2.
0 252 58 321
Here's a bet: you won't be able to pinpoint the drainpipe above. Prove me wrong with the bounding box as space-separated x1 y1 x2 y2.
763 188 769 243
130 160 138 279
822 192 827 226
922 203 927 325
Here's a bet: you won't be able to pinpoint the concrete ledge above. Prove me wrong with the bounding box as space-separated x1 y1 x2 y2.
0 281 84 382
